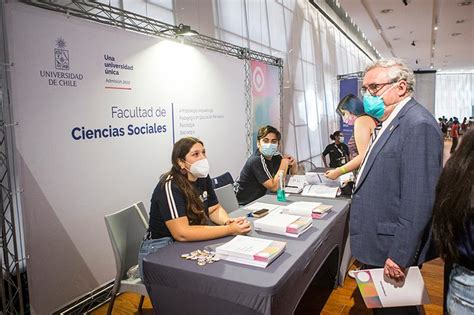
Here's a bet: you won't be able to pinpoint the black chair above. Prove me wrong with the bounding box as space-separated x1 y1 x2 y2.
212 172 234 189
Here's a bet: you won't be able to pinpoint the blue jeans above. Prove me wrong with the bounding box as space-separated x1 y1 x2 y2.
447 264 474 315
138 237 173 279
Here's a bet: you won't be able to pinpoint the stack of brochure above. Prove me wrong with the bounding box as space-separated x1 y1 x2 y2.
254 212 312 237
215 235 286 268
284 201 321 216
311 204 332 219
283 201 333 219
285 175 306 194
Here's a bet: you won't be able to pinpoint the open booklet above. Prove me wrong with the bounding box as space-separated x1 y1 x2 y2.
354 266 430 308
285 173 352 195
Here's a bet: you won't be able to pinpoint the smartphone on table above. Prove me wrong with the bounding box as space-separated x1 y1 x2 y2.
252 208 269 218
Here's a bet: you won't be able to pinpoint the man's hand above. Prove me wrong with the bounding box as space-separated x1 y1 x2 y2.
384 258 407 282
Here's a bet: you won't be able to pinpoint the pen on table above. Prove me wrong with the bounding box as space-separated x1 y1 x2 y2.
317 174 323 183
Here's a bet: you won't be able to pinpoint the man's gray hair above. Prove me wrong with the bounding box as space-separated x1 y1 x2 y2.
365 58 415 94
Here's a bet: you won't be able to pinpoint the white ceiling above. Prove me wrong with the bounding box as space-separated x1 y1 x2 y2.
338 0 474 72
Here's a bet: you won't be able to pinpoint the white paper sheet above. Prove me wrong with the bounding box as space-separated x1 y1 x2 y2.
301 184 339 198
305 172 340 187
244 202 281 212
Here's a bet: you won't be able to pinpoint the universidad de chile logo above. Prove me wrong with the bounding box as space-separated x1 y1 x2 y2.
54 37 69 70
39 37 84 87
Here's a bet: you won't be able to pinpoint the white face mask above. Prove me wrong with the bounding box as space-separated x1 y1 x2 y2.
339 136 345 143
186 158 210 178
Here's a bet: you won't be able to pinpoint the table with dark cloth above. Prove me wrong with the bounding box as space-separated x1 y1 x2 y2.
143 194 350 314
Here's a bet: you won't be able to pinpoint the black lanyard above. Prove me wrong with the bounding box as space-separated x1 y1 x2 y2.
335 144 344 158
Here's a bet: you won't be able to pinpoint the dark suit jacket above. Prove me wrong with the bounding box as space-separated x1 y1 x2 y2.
350 98 443 268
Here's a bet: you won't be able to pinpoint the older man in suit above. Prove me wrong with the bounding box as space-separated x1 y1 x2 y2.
351 59 443 313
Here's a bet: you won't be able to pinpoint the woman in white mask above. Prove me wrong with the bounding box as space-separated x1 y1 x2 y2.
236 125 298 205
138 137 251 278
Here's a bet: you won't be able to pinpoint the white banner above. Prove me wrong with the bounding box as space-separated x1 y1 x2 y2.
6 3 246 313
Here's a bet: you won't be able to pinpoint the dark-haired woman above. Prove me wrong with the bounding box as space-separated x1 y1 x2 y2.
461 117 468 135
325 94 377 180
236 125 298 206
138 137 251 278
321 131 350 169
432 129 474 314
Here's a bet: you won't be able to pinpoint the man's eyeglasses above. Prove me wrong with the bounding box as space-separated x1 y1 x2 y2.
360 81 394 95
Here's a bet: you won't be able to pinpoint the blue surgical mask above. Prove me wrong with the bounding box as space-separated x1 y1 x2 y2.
362 83 397 120
261 143 278 157
339 136 345 143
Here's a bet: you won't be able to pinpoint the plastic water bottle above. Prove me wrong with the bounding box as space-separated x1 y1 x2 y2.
276 170 287 202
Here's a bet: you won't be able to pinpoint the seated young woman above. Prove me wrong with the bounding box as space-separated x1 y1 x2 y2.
236 125 298 206
138 137 251 277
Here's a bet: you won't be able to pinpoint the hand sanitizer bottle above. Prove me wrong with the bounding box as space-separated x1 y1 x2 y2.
276 170 287 202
